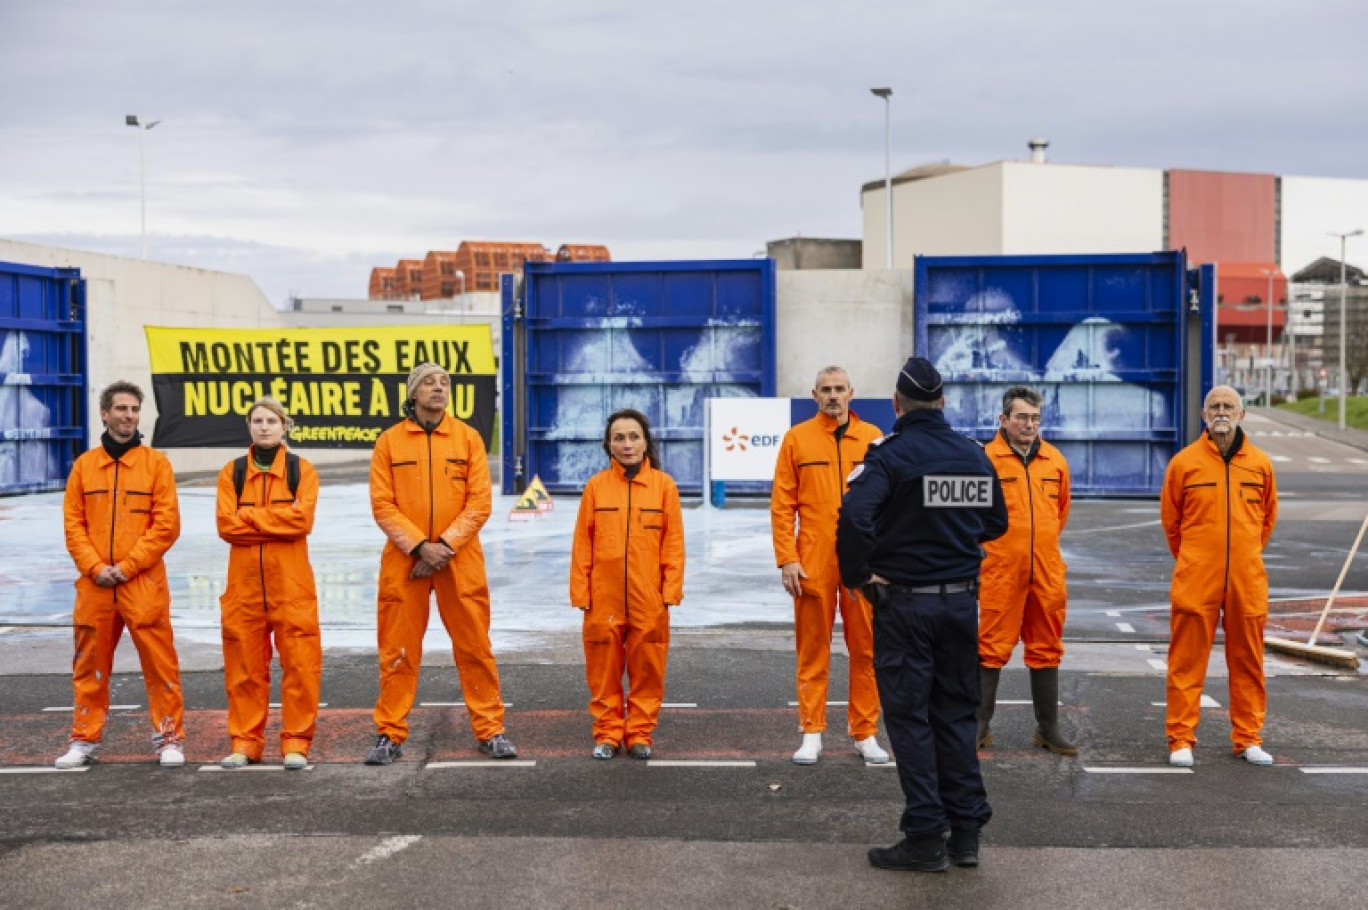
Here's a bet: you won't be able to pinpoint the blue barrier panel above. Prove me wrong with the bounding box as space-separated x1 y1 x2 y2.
0 261 86 495
915 252 1192 496
503 260 776 495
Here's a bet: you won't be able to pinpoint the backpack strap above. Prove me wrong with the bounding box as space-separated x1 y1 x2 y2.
232 456 249 505
285 453 301 499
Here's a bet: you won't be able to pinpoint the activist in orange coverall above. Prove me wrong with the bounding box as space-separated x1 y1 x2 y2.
364 363 516 765
571 409 685 760
55 381 186 769
976 385 1076 755
770 366 889 765
215 397 321 770
1162 385 1277 768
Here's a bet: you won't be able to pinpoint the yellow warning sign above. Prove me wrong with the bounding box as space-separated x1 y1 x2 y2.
508 485 543 522
528 475 554 512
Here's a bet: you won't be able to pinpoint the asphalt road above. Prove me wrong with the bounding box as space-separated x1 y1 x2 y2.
2 409 1366 909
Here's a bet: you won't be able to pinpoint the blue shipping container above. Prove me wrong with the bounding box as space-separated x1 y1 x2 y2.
915 252 1201 496
503 260 776 494
0 261 87 495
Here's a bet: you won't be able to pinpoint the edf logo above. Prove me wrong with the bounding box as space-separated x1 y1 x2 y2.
722 426 779 452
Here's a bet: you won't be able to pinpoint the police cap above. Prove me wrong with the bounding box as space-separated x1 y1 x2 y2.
896 356 943 402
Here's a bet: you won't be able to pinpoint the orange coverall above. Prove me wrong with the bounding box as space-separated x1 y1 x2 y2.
1161 430 1277 753
62 443 184 746
979 432 1071 669
216 448 322 760
571 458 685 747
370 413 504 743
770 411 883 737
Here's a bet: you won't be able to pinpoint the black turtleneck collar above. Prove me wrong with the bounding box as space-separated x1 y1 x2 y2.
999 427 1041 464
622 461 642 481
253 444 281 470
101 430 142 461
1214 425 1246 463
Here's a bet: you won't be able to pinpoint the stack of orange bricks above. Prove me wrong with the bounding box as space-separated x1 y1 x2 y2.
369 242 611 300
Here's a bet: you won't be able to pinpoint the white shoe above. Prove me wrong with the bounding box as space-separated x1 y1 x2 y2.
853 735 890 764
159 744 186 767
283 752 309 770
792 733 822 765
1241 746 1273 766
1169 747 1194 768
54 741 97 769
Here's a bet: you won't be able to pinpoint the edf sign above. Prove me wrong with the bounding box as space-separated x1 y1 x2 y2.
706 398 790 482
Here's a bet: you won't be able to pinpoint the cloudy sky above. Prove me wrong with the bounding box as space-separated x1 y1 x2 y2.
2 1 1364 307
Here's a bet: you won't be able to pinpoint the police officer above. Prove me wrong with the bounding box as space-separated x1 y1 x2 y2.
837 357 1008 873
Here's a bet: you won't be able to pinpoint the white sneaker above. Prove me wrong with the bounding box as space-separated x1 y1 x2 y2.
1169 747 1194 768
54 741 97 769
1241 746 1273 766
159 744 186 767
792 733 822 765
853 735 890 764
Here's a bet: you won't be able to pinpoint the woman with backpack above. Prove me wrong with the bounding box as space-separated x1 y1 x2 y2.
215 396 322 770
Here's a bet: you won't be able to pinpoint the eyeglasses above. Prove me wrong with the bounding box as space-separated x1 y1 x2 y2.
1008 413 1042 424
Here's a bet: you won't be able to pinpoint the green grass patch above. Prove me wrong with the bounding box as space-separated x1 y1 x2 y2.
1277 395 1368 431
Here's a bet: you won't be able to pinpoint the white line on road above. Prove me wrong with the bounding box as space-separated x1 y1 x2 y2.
1270 455 1292 463
1349 459 1368 466
0 766 90 774
1308 457 1331 464
1088 519 1163 533
1147 659 1167 671
353 835 422 868
1115 622 1136 634
1300 767 1368 774
424 761 538 769
1084 767 1193 774
43 705 139 712
1134 644 1152 651
661 703 698 708
1150 695 1221 708
647 760 757 768
787 701 848 706
1105 610 1121 618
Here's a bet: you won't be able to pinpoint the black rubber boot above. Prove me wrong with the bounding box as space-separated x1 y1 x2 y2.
1029 667 1078 755
976 666 1001 749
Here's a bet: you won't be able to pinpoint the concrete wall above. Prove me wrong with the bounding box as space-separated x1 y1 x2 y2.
872 166 1006 266
775 269 913 399
767 238 862 270
1002 162 1164 254
1280 176 1368 277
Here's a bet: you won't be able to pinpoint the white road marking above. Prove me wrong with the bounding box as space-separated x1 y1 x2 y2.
418 702 513 707
787 701 848 706
867 761 898 767
1087 519 1163 533
43 705 139 712
425 761 537 769
1300 767 1368 774
646 760 757 768
1348 458 1368 465
1084 767 1193 774
353 835 422 868
1270 455 1292 463
1147 659 1167 671
661 703 698 708
997 699 1032 705
0 766 90 774
1151 695 1221 708
1308 457 1330 464
1134 644 1152 651
198 765 312 772
1105 610 1121 618
1115 622 1136 634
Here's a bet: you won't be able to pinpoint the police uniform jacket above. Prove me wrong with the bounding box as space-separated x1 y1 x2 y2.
837 409 1008 589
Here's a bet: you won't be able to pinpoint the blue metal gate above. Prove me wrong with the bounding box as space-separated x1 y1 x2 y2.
503 260 776 494
0 261 87 495
915 252 1199 496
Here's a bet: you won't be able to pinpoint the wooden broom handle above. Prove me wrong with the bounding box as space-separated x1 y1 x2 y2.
1308 510 1368 647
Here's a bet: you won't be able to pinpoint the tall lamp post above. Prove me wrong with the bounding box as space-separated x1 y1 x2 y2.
1260 267 1276 406
870 88 893 268
125 115 161 259
1329 229 1364 431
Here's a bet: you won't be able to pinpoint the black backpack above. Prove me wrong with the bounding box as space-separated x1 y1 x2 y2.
232 452 301 504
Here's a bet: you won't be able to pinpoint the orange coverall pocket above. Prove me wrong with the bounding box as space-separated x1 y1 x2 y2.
796 461 832 504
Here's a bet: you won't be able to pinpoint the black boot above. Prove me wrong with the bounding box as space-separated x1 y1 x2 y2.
976 666 1001 749
867 835 949 872
1029 667 1078 755
947 827 980 867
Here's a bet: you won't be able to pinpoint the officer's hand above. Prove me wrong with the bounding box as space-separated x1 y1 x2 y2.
780 562 808 597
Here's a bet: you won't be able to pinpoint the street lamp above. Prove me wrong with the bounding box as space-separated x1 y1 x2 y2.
125 115 161 259
1329 229 1363 431
1260 267 1276 407
870 87 893 269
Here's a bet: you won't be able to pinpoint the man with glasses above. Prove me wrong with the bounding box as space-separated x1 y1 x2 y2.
1161 385 1278 768
976 386 1076 755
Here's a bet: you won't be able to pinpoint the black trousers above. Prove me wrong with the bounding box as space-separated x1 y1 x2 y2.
873 587 992 838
